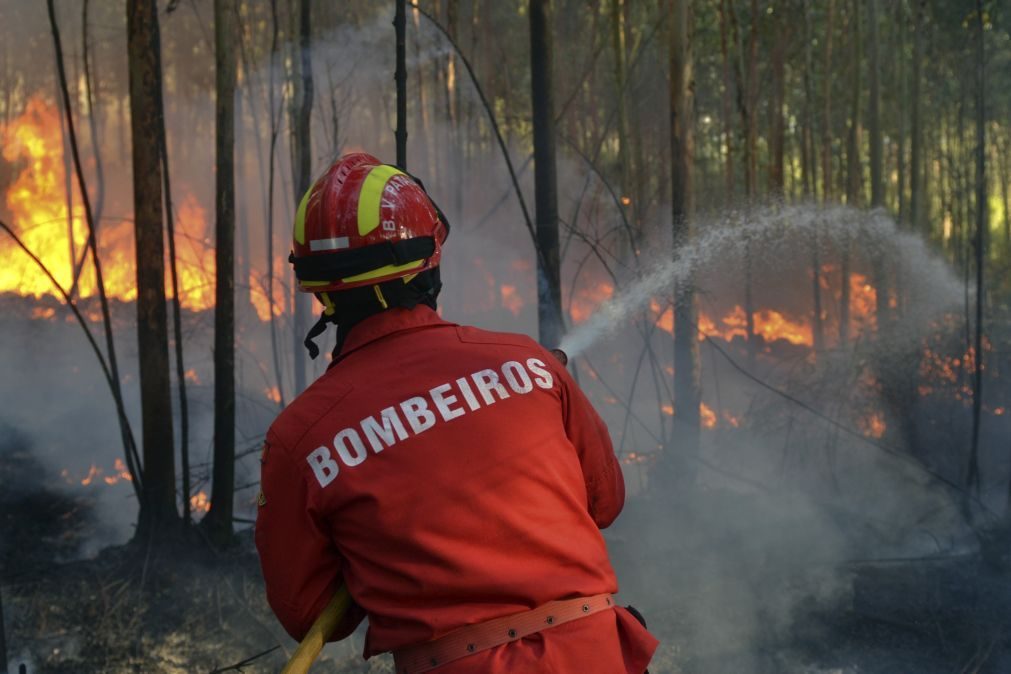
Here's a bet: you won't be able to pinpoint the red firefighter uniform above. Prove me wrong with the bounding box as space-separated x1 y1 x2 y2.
255 305 658 672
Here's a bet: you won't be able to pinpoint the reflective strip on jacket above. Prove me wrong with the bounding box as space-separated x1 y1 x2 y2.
255 305 658 672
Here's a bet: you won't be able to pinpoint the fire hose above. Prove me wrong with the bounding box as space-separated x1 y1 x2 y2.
281 349 569 673
280 584 352 674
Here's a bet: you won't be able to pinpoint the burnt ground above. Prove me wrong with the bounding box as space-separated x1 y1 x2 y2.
3 429 1011 674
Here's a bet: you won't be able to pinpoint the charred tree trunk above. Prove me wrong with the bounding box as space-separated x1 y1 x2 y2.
127 0 177 537
206 0 237 545
530 0 564 347
668 0 700 485
291 0 313 395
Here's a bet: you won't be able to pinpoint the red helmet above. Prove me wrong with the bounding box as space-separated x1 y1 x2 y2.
290 152 450 293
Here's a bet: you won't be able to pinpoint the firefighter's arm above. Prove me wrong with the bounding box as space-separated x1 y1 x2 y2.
255 434 366 642
552 357 626 528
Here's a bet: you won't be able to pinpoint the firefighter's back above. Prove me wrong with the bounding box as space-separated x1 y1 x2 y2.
264 306 656 672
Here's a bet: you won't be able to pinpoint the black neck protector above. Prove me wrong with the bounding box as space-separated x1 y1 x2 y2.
303 267 442 361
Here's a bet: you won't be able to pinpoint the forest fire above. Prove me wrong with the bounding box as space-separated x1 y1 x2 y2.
651 299 814 347
1 97 215 311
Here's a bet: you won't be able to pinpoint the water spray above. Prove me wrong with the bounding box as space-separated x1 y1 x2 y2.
557 205 962 359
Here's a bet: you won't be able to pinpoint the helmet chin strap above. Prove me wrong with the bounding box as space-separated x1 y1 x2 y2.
302 268 443 360
303 292 338 360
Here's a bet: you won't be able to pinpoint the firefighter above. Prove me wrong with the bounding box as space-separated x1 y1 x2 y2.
255 152 658 673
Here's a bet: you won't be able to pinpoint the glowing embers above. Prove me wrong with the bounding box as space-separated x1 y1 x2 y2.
858 412 887 439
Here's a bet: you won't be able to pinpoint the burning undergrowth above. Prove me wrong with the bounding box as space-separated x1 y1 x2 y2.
0 424 100 575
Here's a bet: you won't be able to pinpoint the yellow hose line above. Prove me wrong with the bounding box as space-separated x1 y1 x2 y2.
281 585 352 674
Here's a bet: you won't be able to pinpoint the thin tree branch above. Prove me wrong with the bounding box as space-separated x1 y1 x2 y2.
0 218 142 497
45 0 144 494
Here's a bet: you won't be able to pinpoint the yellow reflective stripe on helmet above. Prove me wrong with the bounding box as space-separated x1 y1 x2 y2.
342 259 425 284
356 165 405 236
294 184 314 245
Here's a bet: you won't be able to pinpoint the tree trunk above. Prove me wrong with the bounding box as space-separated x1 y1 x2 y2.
154 20 191 526
769 11 786 197
446 0 464 220
669 0 700 485
1000 137 1010 249
896 1 907 223
612 0 632 220
717 0 735 197
821 0 835 203
841 0 861 345
530 0 564 347
969 0 984 499
206 0 237 545
866 0 888 333
867 0 883 208
909 0 926 231
291 0 313 394
395 0 407 168
801 0 816 198
745 0 759 200
265 0 286 408
127 0 177 538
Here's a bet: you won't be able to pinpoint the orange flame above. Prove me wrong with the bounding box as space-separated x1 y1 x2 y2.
570 282 614 324
65 458 133 486
2 97 217 311
700 403 717 429
500 284 524 316
190 491 211 514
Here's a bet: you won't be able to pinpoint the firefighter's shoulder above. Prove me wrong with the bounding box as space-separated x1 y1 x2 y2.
267 374 355 455
454 324 542 352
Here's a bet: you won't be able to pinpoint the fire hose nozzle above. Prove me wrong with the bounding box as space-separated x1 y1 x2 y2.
550 348 568 367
